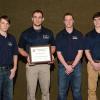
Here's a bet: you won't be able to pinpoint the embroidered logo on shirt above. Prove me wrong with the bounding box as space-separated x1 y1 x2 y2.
72 36 78 40
43 35 49 39
8 42 13 47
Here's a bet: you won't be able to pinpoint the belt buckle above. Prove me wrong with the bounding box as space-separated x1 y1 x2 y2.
0 66 10 70
67 61 73 65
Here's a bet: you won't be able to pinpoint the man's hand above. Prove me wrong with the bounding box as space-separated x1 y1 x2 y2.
27 56 31 64
9 67 16 80
91 62 100 71
49 55 55 64
65 65 74 75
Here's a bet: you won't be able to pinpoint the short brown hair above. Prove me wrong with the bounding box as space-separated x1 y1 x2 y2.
32 9 44 17
63 13 74 20
92 12 100 20
0 15 10 24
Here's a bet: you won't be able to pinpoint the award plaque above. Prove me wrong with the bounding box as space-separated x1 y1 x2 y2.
30 45 52 64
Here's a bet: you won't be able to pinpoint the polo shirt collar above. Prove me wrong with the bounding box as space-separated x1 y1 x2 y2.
92 29 100 36
32 26 43 33
63 28 76 35
0 32 7 38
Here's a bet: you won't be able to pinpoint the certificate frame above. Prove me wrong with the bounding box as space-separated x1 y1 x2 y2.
29 45 52 64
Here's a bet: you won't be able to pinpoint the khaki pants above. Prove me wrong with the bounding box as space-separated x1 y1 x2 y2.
87 62 100 100
26 64 50 100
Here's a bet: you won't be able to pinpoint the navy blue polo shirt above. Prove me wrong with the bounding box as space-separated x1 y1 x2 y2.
18 26 55 53
0 34 18 67
85 29 100 60
56 28 83 61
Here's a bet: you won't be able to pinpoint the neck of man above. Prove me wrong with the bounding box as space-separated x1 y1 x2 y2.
65 27 73 34
33 25 42 31
0 29 7 37
95 27 100 34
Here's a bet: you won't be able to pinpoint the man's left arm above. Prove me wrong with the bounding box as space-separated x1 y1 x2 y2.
72 34 84 68
9 55 18 80
49 31 56 62
72 50 83 69
50 46 56 63
9 37 18 80
51 46 56 54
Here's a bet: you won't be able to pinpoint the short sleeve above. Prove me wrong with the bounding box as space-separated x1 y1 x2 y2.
56 34 62 52
49 31 55 46
12 37 18 55
78 36 84 50
84 36 92 50
18 32 26 49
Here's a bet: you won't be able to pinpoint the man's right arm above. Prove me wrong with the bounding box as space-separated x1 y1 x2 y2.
57 51 73 75
18 48 29 58
85 50 100 71
18 48 30 63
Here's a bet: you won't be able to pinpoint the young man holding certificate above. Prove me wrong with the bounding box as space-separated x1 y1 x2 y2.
18 10 55 100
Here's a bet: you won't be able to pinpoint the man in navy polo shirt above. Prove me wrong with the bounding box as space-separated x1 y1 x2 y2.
56 13 83 100
0 15 18 100
18 10 55 100
85 12 100 100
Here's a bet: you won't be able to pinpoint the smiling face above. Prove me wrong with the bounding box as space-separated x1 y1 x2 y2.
32 12 44 27
64 15 74 28
93 17 100 28
0 18 10 32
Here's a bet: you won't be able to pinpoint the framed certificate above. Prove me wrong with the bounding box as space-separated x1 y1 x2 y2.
29 45 52 64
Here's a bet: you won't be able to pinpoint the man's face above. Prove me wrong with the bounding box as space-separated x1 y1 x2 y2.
0 18 10 32
64 15 74 28
32 12 44 26
93 17 100 28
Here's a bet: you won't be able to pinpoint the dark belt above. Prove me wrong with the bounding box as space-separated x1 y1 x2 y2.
66 61 74 65
94 60 100 63
0 66 11 71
